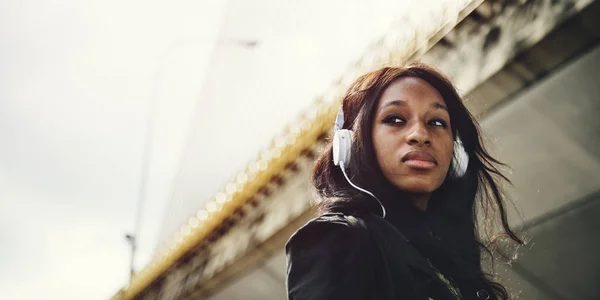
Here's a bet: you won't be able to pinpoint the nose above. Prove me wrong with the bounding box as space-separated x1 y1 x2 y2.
405 122 431 145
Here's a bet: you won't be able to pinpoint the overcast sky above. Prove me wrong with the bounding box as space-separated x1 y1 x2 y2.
154 0 418 246
0 1 227 298
0 0 414 299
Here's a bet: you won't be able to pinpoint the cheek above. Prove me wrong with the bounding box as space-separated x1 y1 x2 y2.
372 130 398 169
372 140 388 177
372 134 386 167
439 141 454 169
373 139 405 180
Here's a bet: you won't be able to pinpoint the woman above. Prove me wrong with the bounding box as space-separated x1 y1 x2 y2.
285 64 524 300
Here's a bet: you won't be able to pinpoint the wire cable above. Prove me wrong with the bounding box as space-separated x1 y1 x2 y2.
340 163 387 218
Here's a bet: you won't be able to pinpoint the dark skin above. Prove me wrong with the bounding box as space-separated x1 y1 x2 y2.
371 77 454 211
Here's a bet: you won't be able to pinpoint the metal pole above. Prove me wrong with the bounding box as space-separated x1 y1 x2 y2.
126 36 258 281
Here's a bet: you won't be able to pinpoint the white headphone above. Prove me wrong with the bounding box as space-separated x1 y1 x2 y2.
333 106 387 218
332 105 470 217
332 106 353 169
451 135 469 179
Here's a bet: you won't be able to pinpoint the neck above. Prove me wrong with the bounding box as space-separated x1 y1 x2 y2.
409 193 431 211
379 182 433 213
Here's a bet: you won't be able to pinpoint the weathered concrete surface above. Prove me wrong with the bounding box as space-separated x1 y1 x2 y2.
422 0 595 96
132 0 599 299
136 150 320 300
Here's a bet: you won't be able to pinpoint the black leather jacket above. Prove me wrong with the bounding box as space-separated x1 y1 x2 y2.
285 212 495 300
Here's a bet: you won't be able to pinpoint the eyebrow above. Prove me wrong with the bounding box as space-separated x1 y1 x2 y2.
431 102 448 112
378 99 448 113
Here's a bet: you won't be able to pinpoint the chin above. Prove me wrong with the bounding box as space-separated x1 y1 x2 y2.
393 177 442 194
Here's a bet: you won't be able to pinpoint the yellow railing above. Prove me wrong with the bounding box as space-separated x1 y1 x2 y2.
112 0 483 298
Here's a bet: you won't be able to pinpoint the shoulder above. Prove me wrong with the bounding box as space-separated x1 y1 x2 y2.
285 213 387 299
285 212 372 257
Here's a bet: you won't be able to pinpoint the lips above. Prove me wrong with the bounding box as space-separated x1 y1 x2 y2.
402 151 437 169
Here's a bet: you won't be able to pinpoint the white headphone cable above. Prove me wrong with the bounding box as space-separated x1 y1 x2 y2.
340 162 387 219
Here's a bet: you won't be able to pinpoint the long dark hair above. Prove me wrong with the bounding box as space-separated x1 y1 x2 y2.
312 63 524 299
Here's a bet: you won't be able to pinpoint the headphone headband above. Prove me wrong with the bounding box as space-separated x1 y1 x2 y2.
334 106 344 132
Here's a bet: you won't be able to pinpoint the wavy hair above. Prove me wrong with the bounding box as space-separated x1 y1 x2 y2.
312 63 524 299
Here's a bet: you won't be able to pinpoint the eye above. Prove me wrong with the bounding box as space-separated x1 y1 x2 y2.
382 115 405 125
429 118 448 128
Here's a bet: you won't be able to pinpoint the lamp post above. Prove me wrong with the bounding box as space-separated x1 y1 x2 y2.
125 36 258 282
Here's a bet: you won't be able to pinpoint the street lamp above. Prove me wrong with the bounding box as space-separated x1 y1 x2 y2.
125 36 259 282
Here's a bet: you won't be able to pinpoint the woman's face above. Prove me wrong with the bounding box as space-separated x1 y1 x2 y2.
371 77 454 194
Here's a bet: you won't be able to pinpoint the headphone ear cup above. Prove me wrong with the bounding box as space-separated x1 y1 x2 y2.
451 137 469 179
333 129 353 168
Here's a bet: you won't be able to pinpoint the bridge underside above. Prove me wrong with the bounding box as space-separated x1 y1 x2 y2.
133 1 600 299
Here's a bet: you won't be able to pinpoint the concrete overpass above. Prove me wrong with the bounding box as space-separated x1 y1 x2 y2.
112 0 600 299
